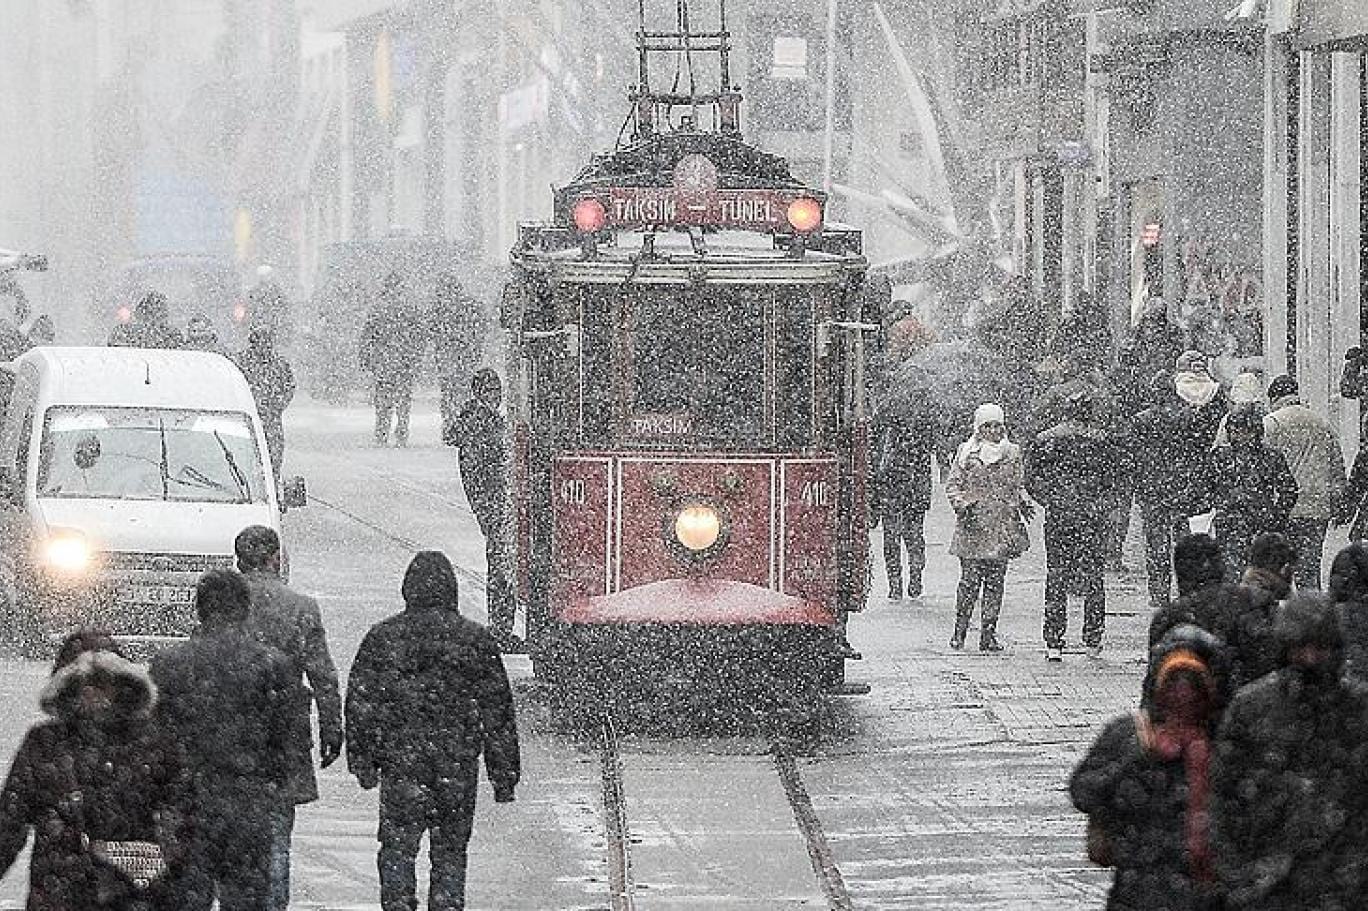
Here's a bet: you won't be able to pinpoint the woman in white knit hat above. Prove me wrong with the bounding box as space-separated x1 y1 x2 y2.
945 403 1032 651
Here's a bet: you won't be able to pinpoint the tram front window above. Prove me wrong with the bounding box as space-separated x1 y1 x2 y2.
629 290 765 447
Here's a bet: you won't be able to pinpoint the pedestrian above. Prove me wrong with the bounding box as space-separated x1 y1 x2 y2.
346 551 521 911
1131 351 1228 608
430 275 485 436
945 403 1031 652
1339 444 1368 539
444 368 522 652
1329 541 1368 682
108 292 184 349
1150 534 1282 690
1210 593 1368 909
359 272 425 447
1071 624 1231 911
1207 406 1298 578
247 265 291 341
236 327 296 479
872 382 937 600
0 629 196 910
183 314 224 354
1210 370 1265 447
149 570 294 911
1261 374 1347 589
236 525 344 911
1239 531 1295 604
1025 392 1116 660
1029 349 1116 441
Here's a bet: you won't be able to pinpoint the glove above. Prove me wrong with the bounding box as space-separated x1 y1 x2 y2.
320 730 344 769
493 783 516 804
355 767 379 791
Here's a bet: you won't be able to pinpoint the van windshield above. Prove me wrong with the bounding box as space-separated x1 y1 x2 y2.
37 407 266 504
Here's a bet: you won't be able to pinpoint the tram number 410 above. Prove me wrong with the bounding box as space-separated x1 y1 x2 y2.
799 480 833 508
560 479 588 505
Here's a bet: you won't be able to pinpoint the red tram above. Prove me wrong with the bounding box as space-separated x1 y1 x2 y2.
505 2 874 714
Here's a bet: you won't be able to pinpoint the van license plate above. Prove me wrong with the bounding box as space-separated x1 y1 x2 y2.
121 585 195 606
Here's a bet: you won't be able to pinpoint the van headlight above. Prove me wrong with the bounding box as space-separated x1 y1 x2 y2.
43 531 92 575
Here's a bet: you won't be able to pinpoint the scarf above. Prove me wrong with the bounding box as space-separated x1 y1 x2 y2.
1174 371 1219 407
959 435 1011 467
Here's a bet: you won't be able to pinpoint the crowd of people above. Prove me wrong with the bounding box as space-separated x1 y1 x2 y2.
0 526 520 911
873 302 1360 664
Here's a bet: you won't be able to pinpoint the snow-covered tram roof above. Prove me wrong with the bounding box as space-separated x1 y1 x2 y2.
510 225 867 287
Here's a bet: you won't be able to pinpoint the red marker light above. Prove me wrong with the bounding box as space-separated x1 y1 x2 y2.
787 197 823 234
116 306 132 323
572 198 607 233
233 303 248 323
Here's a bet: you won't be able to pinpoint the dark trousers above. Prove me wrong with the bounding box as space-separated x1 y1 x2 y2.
262 414 286 480
954 558 1007 644
267 804 295 911
438 375 464 438
882 507 927 596
378 762 479 911
1043 511 1106 649
1287 517 1329 590
1142 506 1192 607
374 375 415 445
1104 482 1135 568
181 784 274 911
475 507 516 637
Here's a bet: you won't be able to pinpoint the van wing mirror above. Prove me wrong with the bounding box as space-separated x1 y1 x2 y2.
281 476 308 511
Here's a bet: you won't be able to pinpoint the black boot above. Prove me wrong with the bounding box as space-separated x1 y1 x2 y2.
950 609 970 650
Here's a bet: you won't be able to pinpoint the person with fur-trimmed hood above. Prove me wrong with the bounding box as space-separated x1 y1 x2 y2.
0 629 196 910
1071 624 1232 911
1026 391 1118 660
346 550 520 911
1211 593 1368 910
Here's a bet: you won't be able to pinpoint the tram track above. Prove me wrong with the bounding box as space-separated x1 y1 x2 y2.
595 714 854 910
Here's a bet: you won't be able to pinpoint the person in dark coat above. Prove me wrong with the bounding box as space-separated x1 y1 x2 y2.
183 314 224 355
1239 532 1294 604
359 273 425 447
1149 534 1282 690
0 630 196 910
236 525 343 911
1207 406 1298 579
1071 624 1232 911
107 292 184 349
1025 392 1116 660
872 389 937 600
1336 444 1368 540
1211 593 1368 910
149 570 294 911
346 551 521 911
236 327 296 480
444 368 520 652
1132 351 1228 607
429 275 485 436
1329 541 1368 682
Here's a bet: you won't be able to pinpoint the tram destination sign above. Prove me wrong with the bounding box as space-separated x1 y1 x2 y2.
596 187 813 231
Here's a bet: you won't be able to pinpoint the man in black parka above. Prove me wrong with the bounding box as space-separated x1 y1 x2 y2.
1211 593 1368 910
150 570 294 911
346 551 520 911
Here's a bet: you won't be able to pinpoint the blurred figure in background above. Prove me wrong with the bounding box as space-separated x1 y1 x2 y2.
237 328 296 480
430 274 485 437
360 273 425 448
108 292 184 349
248 265 291 341
184 314 225 355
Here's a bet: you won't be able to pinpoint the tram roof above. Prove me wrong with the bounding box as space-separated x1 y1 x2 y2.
510 226 867 286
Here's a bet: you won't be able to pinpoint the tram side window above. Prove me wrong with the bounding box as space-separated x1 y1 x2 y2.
775 290 815 451
630 290 765 447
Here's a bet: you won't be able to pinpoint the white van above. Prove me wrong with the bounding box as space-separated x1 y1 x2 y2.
0 346 305 656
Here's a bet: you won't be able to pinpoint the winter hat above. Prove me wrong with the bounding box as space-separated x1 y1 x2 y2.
402 550 460 609
1329 542 1368 605
52 627 123 673
973 403 1006 432
1175 350 1210 375
1173 534 1225 593
1267 374 1299 403
1275 592 1344 654
1229 372 1264 405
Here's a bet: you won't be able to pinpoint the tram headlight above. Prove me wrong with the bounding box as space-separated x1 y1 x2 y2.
572 197 608 233
674 504 722 553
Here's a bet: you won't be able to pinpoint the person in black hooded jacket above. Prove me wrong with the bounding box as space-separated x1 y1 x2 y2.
1071 624 1233 911
0 629 196 910
346 550 520 911
1329 542 1368 682
1211 593 1368 910
1207 406 1298 579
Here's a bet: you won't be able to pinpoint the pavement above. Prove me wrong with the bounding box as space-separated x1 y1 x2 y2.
0 399 1160 909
